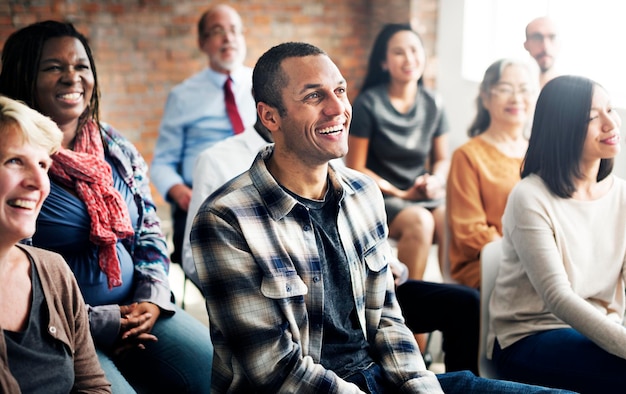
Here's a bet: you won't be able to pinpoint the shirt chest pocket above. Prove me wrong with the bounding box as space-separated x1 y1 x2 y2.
261 272 308 300
363 244 388 274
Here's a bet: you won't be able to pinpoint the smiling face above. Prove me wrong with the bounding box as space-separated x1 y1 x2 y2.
35 36 94 137
0 123 52 245
581 85 622 164
265 54 351 167
482 64 535 129
382 30 426 85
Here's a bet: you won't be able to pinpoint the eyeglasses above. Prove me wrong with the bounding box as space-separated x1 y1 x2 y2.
527 33 557 43
490 84 534 98
204 25 243 39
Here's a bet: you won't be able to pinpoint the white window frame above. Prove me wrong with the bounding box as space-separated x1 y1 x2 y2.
462 0 626 107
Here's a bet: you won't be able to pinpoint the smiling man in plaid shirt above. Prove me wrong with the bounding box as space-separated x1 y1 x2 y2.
190 42 571 394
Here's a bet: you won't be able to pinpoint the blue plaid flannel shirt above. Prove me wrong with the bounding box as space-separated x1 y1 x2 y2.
191 145 442 393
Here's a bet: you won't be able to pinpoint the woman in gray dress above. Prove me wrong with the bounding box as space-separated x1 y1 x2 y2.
346 23 449 281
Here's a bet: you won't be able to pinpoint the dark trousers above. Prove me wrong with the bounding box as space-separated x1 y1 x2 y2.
170 205 187 265
395 280 480 374
493 328 626 394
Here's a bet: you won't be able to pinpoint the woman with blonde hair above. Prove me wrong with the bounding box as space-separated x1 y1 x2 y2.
0 96 110 393
0 21 212 393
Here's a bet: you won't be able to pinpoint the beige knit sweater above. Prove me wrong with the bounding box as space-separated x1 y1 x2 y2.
488 174 626 360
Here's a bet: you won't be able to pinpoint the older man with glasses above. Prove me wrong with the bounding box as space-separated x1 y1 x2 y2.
151 4 256 269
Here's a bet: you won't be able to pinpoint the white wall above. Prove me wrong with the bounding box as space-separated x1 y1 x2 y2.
436 0 475 153
436 0 626 177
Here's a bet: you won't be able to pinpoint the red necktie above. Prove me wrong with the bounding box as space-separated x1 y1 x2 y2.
224 77 245 134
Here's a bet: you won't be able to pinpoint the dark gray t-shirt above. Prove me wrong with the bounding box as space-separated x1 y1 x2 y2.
351 84 449 190
285 184 373 379
4 261 74 393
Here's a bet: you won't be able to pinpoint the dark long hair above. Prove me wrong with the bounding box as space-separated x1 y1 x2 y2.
360 23 424 93
521 75 613 197
0 20 101 130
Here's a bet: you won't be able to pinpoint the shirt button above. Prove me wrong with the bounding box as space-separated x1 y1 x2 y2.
49 326 57 335
286 284 292 292
303 225 311 231
313 276 320 282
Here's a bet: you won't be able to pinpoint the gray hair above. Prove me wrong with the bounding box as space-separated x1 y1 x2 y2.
467 58 537 136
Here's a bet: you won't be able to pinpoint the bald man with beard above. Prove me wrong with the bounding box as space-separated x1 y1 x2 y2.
524 17 561 88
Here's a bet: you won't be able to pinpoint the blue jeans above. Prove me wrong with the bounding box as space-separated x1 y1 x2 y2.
437 371 575 393
345 363 394 393
493 328 626 394
99 305 213 393
345 364 573 393
97 348 136 393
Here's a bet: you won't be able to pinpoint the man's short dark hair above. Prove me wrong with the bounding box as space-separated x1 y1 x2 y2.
252 42 326 116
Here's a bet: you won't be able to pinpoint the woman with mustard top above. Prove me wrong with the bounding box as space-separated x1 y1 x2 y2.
446 58 536 288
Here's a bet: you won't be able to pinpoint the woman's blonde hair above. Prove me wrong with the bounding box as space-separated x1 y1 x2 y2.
0 95 63 155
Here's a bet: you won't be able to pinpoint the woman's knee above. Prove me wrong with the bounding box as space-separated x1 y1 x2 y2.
395 206 435 233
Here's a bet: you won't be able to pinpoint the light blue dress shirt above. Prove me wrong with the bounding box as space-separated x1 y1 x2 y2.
150 66 256 200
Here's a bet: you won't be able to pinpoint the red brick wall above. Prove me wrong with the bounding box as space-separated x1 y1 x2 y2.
0 0 439 214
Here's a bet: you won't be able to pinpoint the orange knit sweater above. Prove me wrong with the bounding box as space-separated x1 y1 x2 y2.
446 136 523 288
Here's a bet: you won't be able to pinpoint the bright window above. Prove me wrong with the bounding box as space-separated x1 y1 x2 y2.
463 0 626 107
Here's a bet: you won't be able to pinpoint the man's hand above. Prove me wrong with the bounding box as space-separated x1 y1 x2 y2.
168 183 192 211
390 260 409 287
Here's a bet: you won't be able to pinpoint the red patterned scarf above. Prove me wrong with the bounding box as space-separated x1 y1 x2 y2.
49 120 134 289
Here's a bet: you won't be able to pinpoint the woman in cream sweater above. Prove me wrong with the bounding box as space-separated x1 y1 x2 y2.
488 75 626 393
